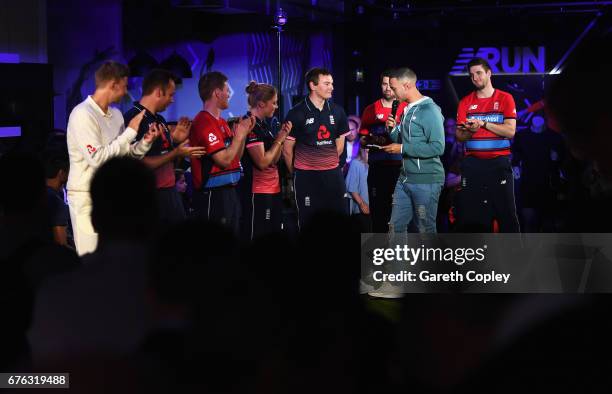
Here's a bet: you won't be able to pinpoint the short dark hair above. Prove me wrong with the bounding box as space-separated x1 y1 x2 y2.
305 67 332 91
142 69 178 96
380 69 393 83
95 60 129 88
43 151 69 179
467 57 492 73
389 67 417 82
198 71 228 102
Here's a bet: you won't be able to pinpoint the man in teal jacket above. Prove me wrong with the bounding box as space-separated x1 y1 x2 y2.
382 67 445 233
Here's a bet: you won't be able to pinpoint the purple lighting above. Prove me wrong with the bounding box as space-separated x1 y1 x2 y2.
0 53 20 63
0 127 22 138
275 8 287 26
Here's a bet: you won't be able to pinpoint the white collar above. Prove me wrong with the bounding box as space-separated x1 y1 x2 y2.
87 95 112 118
406 96 429 110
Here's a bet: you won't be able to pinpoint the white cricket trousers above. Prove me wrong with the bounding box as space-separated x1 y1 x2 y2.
67 191 98 256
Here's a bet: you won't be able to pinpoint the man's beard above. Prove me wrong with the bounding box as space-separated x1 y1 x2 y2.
383 92 395 100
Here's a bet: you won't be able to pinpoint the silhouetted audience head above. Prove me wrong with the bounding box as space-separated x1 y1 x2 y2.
142 220 260 393
90 157 157 242
149 220 239 311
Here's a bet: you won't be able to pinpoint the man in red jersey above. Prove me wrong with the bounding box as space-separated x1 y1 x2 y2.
190 71 255 234
455 57 519 232
359 70 407 232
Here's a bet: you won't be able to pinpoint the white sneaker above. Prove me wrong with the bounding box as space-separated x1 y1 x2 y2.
368 281 404 299
360 279 375 294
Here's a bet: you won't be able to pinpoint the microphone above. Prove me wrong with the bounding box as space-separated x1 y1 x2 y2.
388 99 400 133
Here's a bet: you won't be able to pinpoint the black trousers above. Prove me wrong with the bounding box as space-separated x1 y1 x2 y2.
368 163 401 233
192 185 241 235
244 192 283 240
293 168 347 230
455 156 520 233
350 213 372 233
156 187 186 225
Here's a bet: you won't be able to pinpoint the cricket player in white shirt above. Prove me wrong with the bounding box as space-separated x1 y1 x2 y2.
67 60 159 255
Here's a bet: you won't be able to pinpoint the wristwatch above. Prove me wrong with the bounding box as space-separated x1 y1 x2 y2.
483 120 488 130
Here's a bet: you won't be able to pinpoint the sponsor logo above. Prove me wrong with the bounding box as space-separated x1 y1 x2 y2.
86 145 96 155
469 105 478 110
317 125 331 140
316 140 334 146
305 196 311 207
376 113 385 120
500 179 507 185
467 114 504 123
306 117 315 125
329 115 335 125
208 133 219 143
450 46 545 75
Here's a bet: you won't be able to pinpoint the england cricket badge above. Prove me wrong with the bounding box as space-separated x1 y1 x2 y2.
329 115 335 125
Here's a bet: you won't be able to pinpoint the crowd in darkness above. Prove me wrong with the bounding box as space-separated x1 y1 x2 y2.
0 37 611 392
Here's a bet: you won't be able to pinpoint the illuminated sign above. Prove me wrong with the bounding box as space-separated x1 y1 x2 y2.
0 127 22 138
416 80 441 91
450 47 546 75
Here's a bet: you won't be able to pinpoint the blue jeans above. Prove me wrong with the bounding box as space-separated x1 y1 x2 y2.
389 181 443 234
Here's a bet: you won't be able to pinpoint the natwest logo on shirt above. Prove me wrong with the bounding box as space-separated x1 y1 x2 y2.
208 132 219 144
86 144 97 155
317 125 331 140
316 125 333 146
